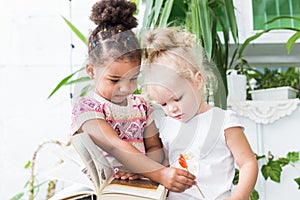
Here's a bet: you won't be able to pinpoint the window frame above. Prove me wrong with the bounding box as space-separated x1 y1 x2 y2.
234 0 298 44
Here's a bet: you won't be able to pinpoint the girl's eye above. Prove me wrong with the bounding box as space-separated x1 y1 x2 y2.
174 96 182 102
110 79 119 83
130 77 138 82
160 103 167 107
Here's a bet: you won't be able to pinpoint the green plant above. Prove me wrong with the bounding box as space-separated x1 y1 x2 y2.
11 140 70 200
233 151 300 200
244 67 300 99
232 16 300 72
259 151 300 186
47 17 89 99
228 15 300 100
253 67 299 89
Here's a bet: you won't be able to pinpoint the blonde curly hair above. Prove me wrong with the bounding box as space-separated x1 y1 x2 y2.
142 27 218 99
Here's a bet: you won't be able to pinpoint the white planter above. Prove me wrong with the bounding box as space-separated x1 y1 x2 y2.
227 73 247 102
249 86 298 101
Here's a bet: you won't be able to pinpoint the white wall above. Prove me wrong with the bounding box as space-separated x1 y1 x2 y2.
237 106 300 200
0 0 98 199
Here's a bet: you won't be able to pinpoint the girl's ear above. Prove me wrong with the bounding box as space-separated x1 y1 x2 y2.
86 64 95 79
194 71 204 89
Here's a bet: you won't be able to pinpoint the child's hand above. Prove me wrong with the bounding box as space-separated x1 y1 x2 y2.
160 167 196 192
114 170 144 180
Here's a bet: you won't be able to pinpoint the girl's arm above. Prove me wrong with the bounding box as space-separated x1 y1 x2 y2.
143 121 165 164
115 121 164 180
81 118 196 192
225 127 258 200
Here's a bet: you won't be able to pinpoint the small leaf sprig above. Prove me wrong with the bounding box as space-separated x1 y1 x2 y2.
179 154 205 199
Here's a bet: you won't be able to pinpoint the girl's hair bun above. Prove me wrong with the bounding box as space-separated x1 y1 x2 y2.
90 0 138 30
144 28 196 60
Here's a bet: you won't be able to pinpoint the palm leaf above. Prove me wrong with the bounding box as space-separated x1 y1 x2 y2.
152 0 164 27
142 0 153 28
264 15 300 25
47 67 85 99
238 27 300 59
65 76 91 85
190 0 201 38
80 84 94 97
197 0 213 60
222 0 238 43
62 16 87 45
287 31 300 53
158 0 174 27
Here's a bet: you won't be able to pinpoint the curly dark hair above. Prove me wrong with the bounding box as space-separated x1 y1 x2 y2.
88 0 141 65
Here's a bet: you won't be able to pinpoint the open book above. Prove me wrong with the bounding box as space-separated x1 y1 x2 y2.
49 132 167 200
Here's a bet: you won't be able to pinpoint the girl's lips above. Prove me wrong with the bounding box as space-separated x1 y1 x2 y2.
114 94 128 99
173 114 183 119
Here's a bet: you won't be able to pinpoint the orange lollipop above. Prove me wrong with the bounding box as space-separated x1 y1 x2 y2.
178 154 205 199
179 154 188 169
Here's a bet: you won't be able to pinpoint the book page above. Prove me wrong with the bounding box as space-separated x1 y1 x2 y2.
42 145 93 188
49 184 95 200
71 133 114 193
101 178 166 199
72 134 100 191
110 178 159 189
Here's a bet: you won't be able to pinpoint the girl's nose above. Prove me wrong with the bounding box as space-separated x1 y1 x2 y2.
119 81 131 93
168 104 178 112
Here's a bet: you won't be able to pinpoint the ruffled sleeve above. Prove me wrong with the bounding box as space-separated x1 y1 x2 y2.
71 97 106 134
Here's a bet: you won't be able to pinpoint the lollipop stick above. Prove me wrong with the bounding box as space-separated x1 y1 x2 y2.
179 154 205 198
195 183 205 199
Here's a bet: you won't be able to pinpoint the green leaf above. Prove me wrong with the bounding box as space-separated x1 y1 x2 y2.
141 0 153 28
238 30 269 59
232 168 239 185
158 0 174 27
287 32 300 54
276 157 289 167
261 160 282 183
238 27 300 59
294 177 300 189
250 189 259 200
197 0 213 59
152 0 163 27
24 180 29 188
24 160 31 169
10 192 24 200
61 16 87 45
32 181 47 190
222 0 238 43
264 16 300 26
286 151 300 163
80 84 93 97
47 67 85 99
190 0 200 38
65 76 91 85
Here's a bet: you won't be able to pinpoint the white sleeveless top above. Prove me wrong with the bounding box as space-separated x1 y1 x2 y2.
159 107 244 200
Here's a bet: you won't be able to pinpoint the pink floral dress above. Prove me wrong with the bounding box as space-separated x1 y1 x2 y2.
71 93 154 169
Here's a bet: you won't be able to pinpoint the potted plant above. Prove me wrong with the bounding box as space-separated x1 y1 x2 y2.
227 15 300 101
247 67 300 100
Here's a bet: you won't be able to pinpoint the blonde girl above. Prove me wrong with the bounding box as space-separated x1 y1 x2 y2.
142 28 258 200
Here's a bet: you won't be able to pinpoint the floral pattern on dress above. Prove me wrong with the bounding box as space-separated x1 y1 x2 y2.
71 94 153 143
